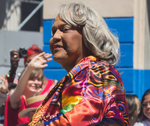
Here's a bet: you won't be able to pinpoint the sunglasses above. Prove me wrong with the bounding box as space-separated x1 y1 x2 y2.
142 101 150 107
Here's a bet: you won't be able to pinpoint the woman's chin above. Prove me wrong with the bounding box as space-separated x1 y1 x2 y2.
53 56 64 64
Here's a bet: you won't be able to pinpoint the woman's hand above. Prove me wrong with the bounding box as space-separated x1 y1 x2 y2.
10 50 20 72
0 75 8 94
28 52 52 69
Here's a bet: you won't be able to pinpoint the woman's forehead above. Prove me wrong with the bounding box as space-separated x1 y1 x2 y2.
52 15 67 28
143 94 150 102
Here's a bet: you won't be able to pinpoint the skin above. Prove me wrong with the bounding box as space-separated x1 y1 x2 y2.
129 111 138 126
23 76 42 98
143 94 150 120
10 50 38 74
0 75 8 94
10 50 20 74
24 54 48 90
0 75 8 116
36 15 91 126
24 54 38 67
10 52 52 109
50 15 90 72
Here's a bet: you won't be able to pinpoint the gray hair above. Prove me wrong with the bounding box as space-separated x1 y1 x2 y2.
59 2 120 65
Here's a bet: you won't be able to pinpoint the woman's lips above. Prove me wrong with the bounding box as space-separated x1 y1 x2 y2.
147 110 150 113
53 45 63 50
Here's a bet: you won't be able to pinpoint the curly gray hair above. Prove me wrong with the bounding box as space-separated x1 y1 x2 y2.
59 2 120 65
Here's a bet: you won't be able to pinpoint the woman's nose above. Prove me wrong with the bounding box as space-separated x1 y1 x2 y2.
53 29 61 40
34 79 41 84
147 102 150 108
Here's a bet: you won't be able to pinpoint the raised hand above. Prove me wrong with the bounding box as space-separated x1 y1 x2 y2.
10 50 20 71
0 75 8 94
28 52 52 69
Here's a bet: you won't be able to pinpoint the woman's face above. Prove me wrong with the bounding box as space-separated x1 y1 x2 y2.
49 15 88 71
143 94 150 120
25 75 42 93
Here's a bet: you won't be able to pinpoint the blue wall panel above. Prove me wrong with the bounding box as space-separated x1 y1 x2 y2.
104 17 133 43
115 43 133 68
44 69 67 81
133 70 150 100
43 20 55 44
117 68 134 93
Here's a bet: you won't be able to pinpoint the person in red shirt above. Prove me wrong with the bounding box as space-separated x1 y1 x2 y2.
4 67 46 126
7 44 57 95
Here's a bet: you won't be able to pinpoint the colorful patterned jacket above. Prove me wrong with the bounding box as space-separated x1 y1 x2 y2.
29 56 129 126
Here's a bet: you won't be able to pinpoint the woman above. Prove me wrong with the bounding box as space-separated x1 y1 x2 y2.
0 75 8 125
134 89 150 126
29 2 129 126
126 94 141 126
0 75 8 107
7 44 57 95
4 52 52 126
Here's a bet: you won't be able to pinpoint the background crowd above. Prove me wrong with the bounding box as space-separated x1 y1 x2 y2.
0 2 150 126
1 46 150 126
0 44 57 126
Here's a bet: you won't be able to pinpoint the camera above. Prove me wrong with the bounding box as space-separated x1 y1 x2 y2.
18 47 28 58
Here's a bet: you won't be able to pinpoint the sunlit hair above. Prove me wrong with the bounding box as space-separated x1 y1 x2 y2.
58 2 119 65
137 89 150 121
19 68 44 88
126 94 141 120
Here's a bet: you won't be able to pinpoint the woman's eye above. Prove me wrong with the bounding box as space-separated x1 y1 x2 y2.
52 30 56 36
63 27 71 32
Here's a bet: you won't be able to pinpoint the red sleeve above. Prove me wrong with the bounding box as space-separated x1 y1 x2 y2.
4 95 30 126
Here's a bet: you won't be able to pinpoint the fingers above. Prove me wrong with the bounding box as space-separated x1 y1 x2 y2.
38 53 52 63
10 50 20 70
37 52 45 57
0 75 8 93
4 74 8 86
28 52 52 69
10 50 18 55
10 50 19 59
38 52 52 59
0 76 5 81
43 53 52 59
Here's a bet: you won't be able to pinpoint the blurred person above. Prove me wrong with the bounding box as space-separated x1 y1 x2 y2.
18 95 46 126
4 66 48 126
0 75 8 125
0 75 8 107
7 44 57 95
7 44 42 83
29 2 129 126
8 82 17 92
126 94 141 126
134 89 150 126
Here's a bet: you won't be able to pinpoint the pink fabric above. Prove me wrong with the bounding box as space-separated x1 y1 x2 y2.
40 79 53 95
